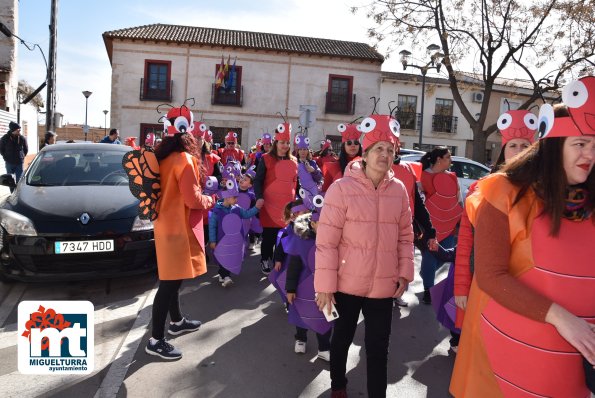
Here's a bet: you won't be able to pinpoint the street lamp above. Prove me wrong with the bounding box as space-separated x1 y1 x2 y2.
399 44 444 148
82 91 92 141
103 110 109 136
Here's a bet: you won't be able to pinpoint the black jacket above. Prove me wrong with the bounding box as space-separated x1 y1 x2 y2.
0 132 28 164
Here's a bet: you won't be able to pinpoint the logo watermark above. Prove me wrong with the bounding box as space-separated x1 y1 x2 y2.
18 301 94 374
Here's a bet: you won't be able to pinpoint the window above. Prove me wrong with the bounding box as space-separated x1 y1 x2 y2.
451 161 489 180
212 65 243 106
397 95 418 130
325 75 354 114
142 60 172 101
433 98 457 133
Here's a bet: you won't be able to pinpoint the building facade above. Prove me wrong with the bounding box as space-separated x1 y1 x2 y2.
103 24 384 151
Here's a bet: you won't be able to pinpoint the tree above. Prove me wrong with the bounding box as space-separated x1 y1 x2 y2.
354 0 595 162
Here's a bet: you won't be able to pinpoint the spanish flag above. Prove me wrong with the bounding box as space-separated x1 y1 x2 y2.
215 55 225 89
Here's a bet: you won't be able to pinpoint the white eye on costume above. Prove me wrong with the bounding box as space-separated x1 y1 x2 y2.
562 80 588 109
497 113 513 130
337 124 347 133
295 136 301 144
174 116 190 133
389 119 400 137
277 124 286 133
225 180 235 190
226 166 233 173
304 137 310 144
206 179 216 188
537 104 555 139
360 117 376 133
524 113 538 130
312 194 324 208
299 188 306 199
233 132 238 138
199 123 208 132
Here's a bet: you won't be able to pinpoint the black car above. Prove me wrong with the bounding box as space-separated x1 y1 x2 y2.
0 143 156 281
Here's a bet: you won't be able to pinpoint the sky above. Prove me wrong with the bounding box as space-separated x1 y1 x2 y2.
14 0 415 128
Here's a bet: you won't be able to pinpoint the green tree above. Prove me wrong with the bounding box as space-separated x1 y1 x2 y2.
355 0 595 162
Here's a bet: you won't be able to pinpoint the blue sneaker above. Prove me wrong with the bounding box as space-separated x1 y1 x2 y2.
145 338 182 360
168 317 201 336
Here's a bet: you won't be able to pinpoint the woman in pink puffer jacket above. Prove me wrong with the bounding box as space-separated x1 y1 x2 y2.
314 114 414 398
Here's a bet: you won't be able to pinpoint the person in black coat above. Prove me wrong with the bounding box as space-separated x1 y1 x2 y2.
0 122 28 190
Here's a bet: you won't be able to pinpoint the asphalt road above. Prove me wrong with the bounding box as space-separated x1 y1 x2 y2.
0 244 455 398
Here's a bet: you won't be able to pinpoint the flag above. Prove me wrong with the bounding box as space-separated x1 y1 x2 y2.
222 55 230 89
215 55 225 89
226 57 236 93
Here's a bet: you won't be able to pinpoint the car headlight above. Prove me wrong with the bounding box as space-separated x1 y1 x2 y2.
0 209 37 236
131 216 153 232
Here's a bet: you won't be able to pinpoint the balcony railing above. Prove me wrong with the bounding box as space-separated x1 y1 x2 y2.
396 111 420 131
325 93 356 115
432 114 458 134
211 84 243 106
139 78 173 101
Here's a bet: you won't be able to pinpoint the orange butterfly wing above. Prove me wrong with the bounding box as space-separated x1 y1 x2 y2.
122 148 161 221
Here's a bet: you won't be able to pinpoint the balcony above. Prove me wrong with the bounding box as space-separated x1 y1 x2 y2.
432 114 458 134
139 78 173 102
211 84 243 106
325 93 356 115
396 111 420 131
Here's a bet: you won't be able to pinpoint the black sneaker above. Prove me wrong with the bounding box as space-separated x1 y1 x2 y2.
168 318 202 336
145 338 182 360
260 259 271 275
422 289 432 305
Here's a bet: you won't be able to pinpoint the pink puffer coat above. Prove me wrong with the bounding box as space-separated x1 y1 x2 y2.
314 160 414 298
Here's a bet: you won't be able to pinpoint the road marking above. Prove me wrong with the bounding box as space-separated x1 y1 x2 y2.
0 284 26 329
94 282 158 398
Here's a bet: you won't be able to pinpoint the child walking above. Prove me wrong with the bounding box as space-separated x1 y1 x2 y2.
209 176 262 286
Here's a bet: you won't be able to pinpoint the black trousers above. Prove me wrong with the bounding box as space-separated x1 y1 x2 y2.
330 291 393 398
260 227 280 262
295 326 332 351
151 279 183 340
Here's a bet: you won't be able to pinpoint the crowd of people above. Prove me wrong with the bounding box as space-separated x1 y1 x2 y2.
4 75 593 397
129 76 594 398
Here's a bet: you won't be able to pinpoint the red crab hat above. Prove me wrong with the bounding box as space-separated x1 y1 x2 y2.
337 123 361 143
497 110 537 144
192 121 209 139
204 130 213 143
320 139 332 151
162 105 194 136
358 114 400 151
274 122 292 142
561 75 595 135
225 131 238 143
537 104 583 139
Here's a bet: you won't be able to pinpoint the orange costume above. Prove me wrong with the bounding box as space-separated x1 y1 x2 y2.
450 174 595 397
154 152 214 280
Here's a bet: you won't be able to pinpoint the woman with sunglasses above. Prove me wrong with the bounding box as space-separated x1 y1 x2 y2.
321 123 363 192
218 131 246 165
253 123 298 275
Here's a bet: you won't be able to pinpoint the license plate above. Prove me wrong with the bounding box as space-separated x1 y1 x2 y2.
54 240 114 254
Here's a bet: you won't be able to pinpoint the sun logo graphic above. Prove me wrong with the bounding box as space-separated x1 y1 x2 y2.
18 301 94 374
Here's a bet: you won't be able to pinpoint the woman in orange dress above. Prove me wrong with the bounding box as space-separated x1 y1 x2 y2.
450 80 595 397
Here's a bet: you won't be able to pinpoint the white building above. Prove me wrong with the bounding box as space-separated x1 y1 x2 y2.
102 24 384 151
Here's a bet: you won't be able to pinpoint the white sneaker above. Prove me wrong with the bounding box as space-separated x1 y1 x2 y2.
317 350 330 362
221 276 233 287
394 297 408 307
218 275 224 283
294 340 306 354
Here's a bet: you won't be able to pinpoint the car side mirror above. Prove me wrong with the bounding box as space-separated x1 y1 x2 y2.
0 174 16 189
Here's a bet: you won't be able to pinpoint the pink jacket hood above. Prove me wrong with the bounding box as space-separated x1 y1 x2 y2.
314 160 414 298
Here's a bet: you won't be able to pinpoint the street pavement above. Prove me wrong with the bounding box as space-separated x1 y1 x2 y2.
0 245 455 398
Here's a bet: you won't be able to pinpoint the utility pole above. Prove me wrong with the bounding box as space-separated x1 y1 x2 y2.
45 0 58 133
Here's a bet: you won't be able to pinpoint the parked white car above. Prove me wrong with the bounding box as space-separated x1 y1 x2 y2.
400 154 491 199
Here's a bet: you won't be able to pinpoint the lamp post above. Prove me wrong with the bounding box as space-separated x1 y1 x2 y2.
399 44 444 149
103 110 109 136
82 90 92 141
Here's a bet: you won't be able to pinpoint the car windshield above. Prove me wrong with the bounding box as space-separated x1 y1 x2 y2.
26 149 128 186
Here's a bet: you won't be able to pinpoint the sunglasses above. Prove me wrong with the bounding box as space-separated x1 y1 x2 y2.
345 140 360 146
226 142 235 145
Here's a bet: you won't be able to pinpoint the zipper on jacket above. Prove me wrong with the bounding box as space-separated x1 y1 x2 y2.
367 185 381 296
